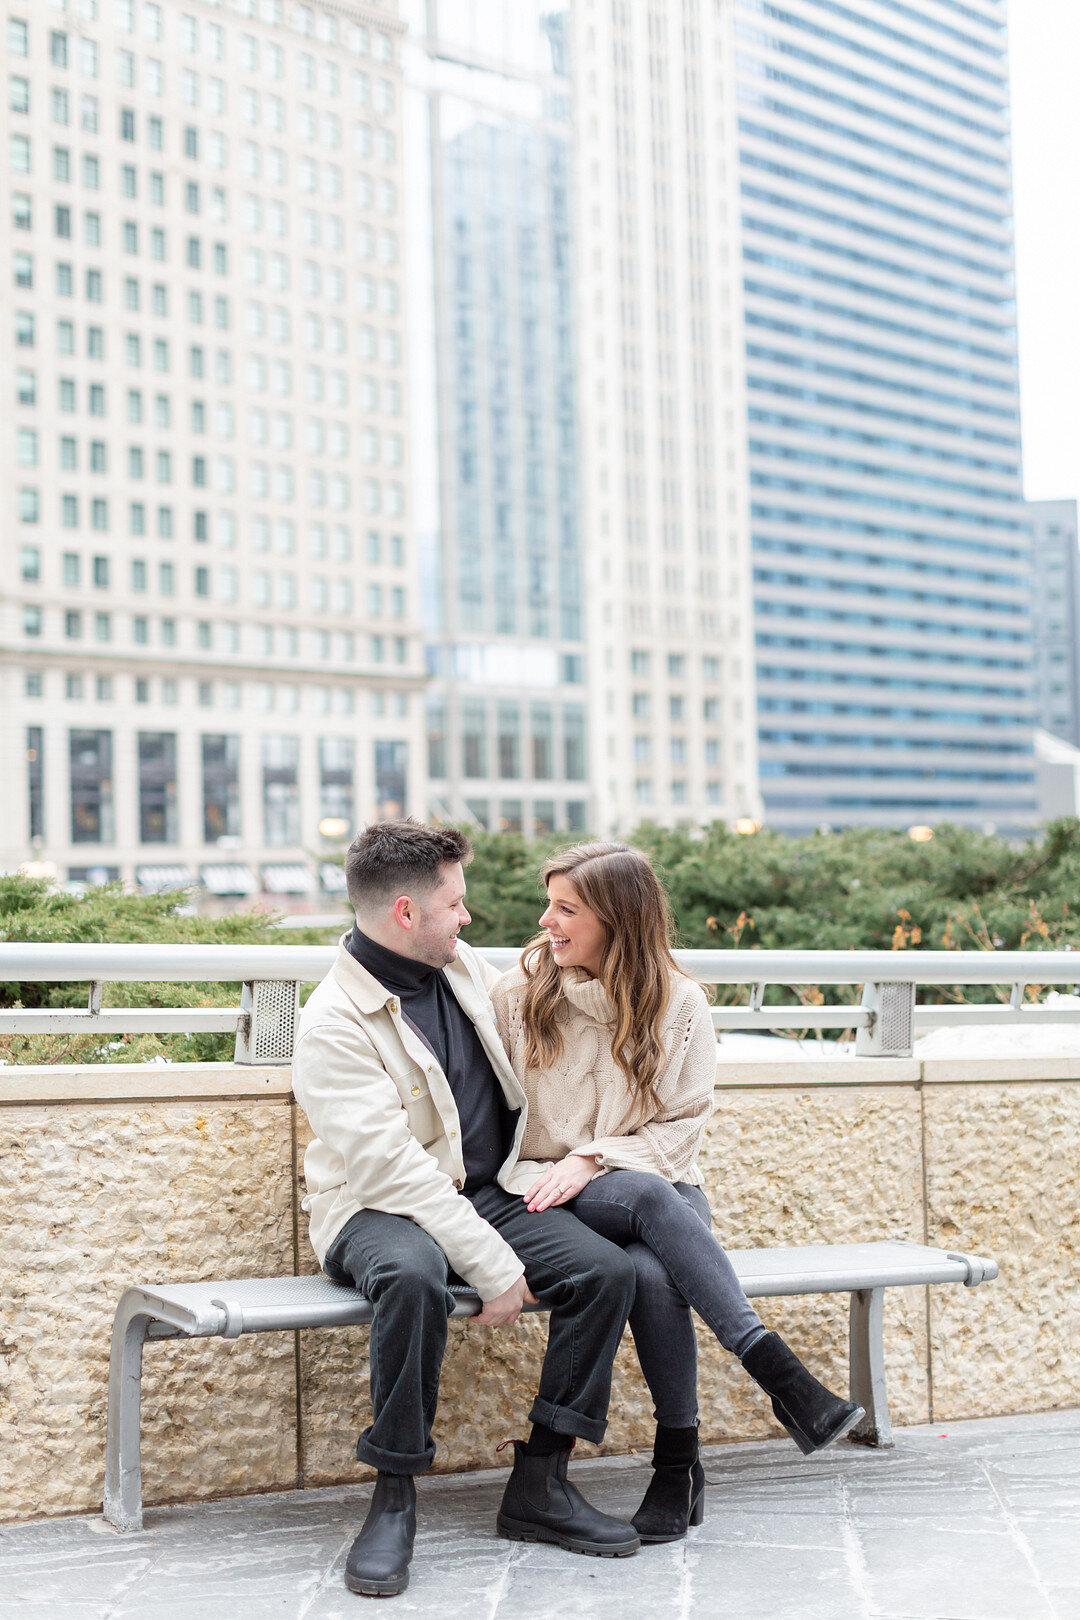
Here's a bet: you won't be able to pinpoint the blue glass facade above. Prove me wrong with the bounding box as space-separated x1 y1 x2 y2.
404 3 588 834
735 0 1036 832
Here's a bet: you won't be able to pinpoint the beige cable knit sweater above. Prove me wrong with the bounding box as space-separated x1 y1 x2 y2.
491 965 717 1194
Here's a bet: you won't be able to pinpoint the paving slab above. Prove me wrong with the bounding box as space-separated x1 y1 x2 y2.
1 1412 1078 1620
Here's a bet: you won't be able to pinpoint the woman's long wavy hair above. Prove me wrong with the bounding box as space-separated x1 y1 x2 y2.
518 842 686 1120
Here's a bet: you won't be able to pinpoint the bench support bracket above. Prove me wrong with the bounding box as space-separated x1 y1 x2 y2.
103 1294 152 1532
847 1286 894 1448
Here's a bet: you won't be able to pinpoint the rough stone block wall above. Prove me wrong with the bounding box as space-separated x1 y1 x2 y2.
1 1056 1076 1524
0 1094 298 1522
924 1065 1080 1422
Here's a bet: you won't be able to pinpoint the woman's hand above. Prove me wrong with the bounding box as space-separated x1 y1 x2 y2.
524 1153 599 1213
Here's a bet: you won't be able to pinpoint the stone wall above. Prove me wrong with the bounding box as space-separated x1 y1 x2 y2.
1 1054 1077 1524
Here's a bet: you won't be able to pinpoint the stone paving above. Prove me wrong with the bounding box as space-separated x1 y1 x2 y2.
1 1411 1078 1620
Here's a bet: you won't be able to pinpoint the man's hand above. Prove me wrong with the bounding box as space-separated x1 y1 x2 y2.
476 1273 537 1327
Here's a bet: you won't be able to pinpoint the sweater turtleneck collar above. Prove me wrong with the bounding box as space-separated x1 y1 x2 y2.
560 968 615 1022
347 924 438 995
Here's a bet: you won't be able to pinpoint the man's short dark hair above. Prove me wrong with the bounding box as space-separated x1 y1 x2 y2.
345 819 471 914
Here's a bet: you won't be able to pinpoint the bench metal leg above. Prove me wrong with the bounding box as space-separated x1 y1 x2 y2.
103 1292 151 1531
847 1286 894 1448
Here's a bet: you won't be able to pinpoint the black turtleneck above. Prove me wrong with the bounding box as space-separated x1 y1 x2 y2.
347 925 516 1191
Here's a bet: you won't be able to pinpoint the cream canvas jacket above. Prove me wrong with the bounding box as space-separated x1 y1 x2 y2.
292 936 529 1301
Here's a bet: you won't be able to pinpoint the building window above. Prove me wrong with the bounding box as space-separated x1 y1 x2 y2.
318 736 354 829
462 702 487 779
138 732 178 843
375 739 407 820
70 729 114 844
426 702 446 779
202 734 240 841
262 734 300 845
498 800 523 835
563 706 586 781
27 727 44 841
497 703 521 780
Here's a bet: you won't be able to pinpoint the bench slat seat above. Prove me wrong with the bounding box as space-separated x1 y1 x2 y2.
103 1239 996 1533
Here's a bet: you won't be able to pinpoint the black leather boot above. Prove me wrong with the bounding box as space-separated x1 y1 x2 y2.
742 1332 865 1455
344 1472 417 1597
631 1424 706 1543
497 1441 640 1557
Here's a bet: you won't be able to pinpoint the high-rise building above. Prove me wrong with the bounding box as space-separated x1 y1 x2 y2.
573 0 762 834
1 0 424 900
1026 498 1080 747
734 0 1037 835
404 2 591 839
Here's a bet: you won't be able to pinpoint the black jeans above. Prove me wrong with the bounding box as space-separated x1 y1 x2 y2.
324 1183 637 1474
570 1171 766 1429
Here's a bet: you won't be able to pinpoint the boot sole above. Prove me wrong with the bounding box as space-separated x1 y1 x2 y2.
779 1401 866 1456
496 1513 639 1557
344 1569 410 1597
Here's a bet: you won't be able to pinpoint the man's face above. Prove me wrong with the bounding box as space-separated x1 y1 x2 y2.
407 862 471 969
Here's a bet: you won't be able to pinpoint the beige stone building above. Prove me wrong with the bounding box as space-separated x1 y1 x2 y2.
572 0 761 834
1 0 424 901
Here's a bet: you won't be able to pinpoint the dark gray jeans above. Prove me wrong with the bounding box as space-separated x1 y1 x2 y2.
324 1182 637 1474
570 1171 766 1429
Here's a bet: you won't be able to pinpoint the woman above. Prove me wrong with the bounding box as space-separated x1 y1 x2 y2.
491 842 863 1544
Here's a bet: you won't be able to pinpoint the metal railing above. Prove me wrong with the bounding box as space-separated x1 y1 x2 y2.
1 942 1078 1062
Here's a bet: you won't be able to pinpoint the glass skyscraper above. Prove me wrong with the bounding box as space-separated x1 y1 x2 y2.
404 2 589 836
734 0 1037 834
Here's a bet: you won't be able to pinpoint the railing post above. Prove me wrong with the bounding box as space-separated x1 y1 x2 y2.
234 980 301 1065
854 981 915 1057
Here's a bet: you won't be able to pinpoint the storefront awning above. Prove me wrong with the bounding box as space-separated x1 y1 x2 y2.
200 863 257 896
318 863 348 894
261 863 316 894
136 865 194 893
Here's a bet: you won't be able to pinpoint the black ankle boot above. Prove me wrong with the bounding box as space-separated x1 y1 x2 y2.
742 1332 865 1455
497 1441 640 1557
344 1472 417 1596
631 1424 706 1543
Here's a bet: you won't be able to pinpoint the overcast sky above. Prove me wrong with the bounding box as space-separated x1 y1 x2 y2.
1010 0 1080 502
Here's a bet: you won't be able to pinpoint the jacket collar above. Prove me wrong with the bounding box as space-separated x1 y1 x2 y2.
331 935 397 1015
329 933 524 1107
330 934 491 1020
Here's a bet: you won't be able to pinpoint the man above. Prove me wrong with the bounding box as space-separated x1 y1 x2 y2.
292 820 640 1597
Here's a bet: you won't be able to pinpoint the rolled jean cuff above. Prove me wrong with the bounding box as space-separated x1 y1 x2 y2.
528 1397 607 1445
355 1431 435 1476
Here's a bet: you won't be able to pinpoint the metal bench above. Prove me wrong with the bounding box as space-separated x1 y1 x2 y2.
103 1238 997 1532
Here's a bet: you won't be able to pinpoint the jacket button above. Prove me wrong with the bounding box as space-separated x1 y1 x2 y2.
411 1086 421 1096
454 1179 464 1190
450 1130 457 1138
389 999 398 1013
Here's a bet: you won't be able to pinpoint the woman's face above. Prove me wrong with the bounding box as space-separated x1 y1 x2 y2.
539 873 608 978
